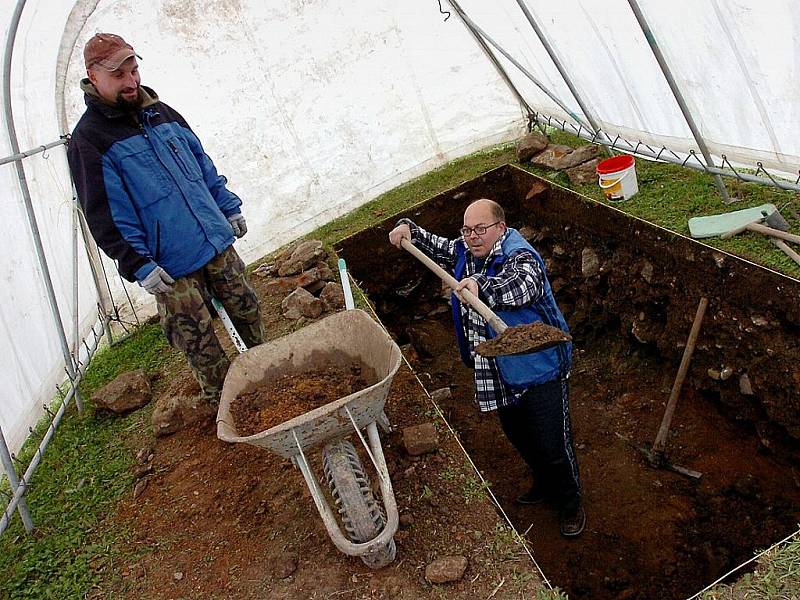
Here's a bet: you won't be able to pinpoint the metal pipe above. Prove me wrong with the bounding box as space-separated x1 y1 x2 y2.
0 316 104 536
0 427 33 532
626 0 731 202
447 0 592 132
3 0 84 396
0 138 66 167
515 0 610 145
72 184 83 413
72 180 115 345
447 0 536 120
532 113 800 192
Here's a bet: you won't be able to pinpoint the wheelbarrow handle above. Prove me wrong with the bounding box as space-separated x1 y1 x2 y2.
400 238 507 334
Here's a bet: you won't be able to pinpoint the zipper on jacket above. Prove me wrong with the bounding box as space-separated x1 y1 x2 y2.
155 221 161 262
138 121 149 139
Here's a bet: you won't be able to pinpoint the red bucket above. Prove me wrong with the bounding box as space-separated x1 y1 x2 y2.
596 155 638 201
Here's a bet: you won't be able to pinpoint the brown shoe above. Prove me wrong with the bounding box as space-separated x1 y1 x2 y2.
559 505 586 538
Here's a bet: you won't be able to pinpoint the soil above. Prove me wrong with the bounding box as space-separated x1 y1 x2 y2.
476 322 572 357
230 363 369 436
106 275 545 600
336 165 800 599
104 164 800 599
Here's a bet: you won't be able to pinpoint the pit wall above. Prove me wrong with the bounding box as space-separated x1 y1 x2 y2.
337 165 800 449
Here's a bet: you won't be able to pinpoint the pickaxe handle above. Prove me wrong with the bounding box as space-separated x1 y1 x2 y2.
652 297 709 456
747 222 800 244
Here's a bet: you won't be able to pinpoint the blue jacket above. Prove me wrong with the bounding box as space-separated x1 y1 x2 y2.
452 229 572 388
68 83 241 282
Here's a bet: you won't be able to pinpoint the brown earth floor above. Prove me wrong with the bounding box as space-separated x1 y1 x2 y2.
398 314 800 600
105 282 546 599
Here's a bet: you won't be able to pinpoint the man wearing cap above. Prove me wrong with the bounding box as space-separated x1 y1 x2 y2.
68 33 264 407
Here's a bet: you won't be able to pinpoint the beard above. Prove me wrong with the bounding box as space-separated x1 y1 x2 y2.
115 88 144 112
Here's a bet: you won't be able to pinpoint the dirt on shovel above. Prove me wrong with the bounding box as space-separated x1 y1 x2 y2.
476 322 572 357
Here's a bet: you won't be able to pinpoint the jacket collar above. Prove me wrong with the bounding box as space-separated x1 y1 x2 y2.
80 79 159 119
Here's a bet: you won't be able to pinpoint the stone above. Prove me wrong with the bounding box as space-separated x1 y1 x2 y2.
314 261 335 281
720 366 734 381
430 387 451 402
135 446 153 464
565 158 601 185
91 368 151 414
252 262 276 277
739 374 754 395
151 395 215 438
173 571 184 582
134 463 153 479
320 282 345 311
281 287 323 320
515 132 549 162
707 368 721 381
524 180 550 202
402 423 439 456
581 247 600 278
275 553 298 579
531 144 598 170
133 477 149 498
263 276 301 296
518 225 536 240
278 240 326 276
399 513 414 528
425 555 468 584
640 260 654 283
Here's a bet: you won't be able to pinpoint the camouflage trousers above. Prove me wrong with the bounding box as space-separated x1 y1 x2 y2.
156 246 264 405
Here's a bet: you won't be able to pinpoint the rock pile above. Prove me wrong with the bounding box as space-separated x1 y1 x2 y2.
515 131 601 186
253 240 346 319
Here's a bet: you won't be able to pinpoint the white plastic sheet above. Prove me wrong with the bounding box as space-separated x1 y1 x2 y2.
2 0 799 454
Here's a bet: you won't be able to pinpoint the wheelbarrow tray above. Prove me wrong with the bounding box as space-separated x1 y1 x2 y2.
217 309 402 458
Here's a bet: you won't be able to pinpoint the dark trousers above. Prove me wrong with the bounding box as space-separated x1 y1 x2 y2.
496 377 581 513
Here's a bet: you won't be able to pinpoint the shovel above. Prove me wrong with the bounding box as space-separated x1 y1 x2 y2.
399 239 571 356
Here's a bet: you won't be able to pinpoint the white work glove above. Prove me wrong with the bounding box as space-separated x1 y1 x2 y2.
140 266 175 294
228 213 247 238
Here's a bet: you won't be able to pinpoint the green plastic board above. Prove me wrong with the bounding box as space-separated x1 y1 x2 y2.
687 204 777 239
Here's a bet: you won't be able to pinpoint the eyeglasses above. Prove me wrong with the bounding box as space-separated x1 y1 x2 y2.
460 221 501 237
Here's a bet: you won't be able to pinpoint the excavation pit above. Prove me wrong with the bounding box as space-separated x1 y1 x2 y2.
338 165 800 599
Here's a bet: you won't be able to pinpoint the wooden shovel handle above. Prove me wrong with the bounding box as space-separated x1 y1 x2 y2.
400 238 507 334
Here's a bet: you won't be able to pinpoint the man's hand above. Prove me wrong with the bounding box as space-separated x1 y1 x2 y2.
140 266 175 294
455 277 479 302
389 223 411 248
228 213 248 238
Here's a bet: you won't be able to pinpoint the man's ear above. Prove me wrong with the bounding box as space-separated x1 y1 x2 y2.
86 68 97 85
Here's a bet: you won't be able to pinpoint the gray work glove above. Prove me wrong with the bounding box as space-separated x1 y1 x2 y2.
140 266 175 294
228 213 247 238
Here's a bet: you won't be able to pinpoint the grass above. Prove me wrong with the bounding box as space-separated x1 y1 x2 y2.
0 324 175 599
2 132 799 598
521 129 800 278
700 532 800 599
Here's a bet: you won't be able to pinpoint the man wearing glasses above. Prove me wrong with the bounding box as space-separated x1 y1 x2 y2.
388 199 584 537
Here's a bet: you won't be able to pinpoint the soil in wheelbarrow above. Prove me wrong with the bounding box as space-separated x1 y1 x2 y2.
230 362 369 436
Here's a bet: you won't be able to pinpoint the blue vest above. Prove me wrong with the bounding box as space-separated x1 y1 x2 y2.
451 228 572 389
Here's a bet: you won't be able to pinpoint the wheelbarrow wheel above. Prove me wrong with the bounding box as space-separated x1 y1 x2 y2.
322 439 396 569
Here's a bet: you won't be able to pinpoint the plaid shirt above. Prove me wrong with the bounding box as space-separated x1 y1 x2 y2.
402 220 546 412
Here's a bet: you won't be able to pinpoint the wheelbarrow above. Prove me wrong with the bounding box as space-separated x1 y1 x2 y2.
215 308 402 568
